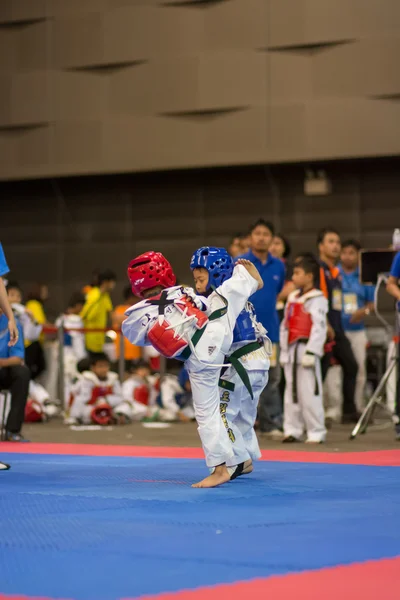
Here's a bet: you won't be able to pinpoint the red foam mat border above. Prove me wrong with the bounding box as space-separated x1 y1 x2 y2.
1 556 399 600
131 556 400 600
2 442 400 465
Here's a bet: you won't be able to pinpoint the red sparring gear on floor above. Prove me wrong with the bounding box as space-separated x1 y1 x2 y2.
90 403 113 425
25 398 44 423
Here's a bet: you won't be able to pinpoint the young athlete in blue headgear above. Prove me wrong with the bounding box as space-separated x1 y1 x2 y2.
191 247 271 475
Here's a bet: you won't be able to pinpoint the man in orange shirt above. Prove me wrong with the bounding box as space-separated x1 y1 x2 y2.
112 286 141 372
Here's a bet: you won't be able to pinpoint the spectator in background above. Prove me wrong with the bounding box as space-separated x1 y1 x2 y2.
239 219 285 437
339 240 375 412
55 292 87 409
270 233 296 321
0 243 23 466
229 233 247 258
81 269 116 359
112 285 141 372
318 228 359 422
82 269 100 297
386 250 400 439
25 283 50 380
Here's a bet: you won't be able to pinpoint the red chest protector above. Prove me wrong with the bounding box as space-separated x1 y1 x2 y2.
146 291 208 358
134 384 150 406
286 302 312 345
88 385 113 405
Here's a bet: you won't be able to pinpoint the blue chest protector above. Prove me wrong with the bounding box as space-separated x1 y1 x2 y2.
233 304 257 344
64 331 73 347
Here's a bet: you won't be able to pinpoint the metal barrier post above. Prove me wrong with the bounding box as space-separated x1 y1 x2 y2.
158 354 167 407
57 321 65 409
118 331 125 383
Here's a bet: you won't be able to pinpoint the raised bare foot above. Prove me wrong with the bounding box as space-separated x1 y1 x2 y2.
241 459 253 475
192 465 231 488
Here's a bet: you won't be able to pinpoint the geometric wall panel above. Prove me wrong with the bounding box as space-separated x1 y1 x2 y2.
269 0 400 48
0 0 47 24
1 0 400 180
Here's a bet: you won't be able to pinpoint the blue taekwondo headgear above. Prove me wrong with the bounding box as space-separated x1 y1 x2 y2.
190 246 234 290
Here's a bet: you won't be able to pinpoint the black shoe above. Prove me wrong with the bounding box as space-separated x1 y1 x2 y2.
282 435 301 443
0 461 10 470
6 432 30 443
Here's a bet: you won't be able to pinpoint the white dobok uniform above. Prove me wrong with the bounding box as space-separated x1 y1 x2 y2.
118 373 186 422
118 374 157 421
12 302 54 420
69 370 122 425
122 264 258 468
12 302 43 343
280 289 328 442
55 313 87 408
219 303 270 467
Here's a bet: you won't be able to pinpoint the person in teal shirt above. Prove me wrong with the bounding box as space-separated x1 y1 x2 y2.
339 240 375 412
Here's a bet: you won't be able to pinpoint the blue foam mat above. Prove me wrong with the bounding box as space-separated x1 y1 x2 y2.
0 454 399 600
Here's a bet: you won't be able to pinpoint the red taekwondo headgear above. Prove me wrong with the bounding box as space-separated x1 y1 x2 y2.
127 251 177 298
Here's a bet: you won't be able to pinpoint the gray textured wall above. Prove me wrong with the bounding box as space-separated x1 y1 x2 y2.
1 0 400 180
1 158 399 318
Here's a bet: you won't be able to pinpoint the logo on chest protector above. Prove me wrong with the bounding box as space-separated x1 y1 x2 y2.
208 346 216 355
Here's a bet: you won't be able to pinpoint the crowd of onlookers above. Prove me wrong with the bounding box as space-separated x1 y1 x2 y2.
1 220 399 444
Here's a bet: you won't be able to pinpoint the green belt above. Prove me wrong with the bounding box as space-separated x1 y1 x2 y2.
179 292 228 361
219 341 261 399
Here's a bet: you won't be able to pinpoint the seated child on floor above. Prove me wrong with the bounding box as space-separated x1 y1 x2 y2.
67 353 122 426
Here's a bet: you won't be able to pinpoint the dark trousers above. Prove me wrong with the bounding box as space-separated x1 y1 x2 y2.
322 332 358 416
0 365 30 433
25 341 46 380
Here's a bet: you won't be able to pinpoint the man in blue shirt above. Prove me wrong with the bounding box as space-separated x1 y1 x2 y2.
386 251 400 438
339 240 375 413
238 219 285 436
0 243 18 345
0 242 30 446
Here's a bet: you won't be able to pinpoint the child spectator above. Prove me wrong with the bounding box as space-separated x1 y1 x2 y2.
280 253 328 443
25 283 50 380
7 282 57 422
112 285 141 372
66 353 122 426
117 359 153 422
116 359 187 423
55 292 87 410
81 270 116 358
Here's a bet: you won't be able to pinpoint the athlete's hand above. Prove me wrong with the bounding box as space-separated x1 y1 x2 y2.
236 259 264 290
327 324 335 341
301 352 316 368
349 308 366 324
8 316 19 347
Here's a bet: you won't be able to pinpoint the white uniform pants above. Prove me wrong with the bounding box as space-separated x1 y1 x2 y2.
346 329 368 412
386 340 397 414
284 345 326 442
323 364 343 421
219 367 267 466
